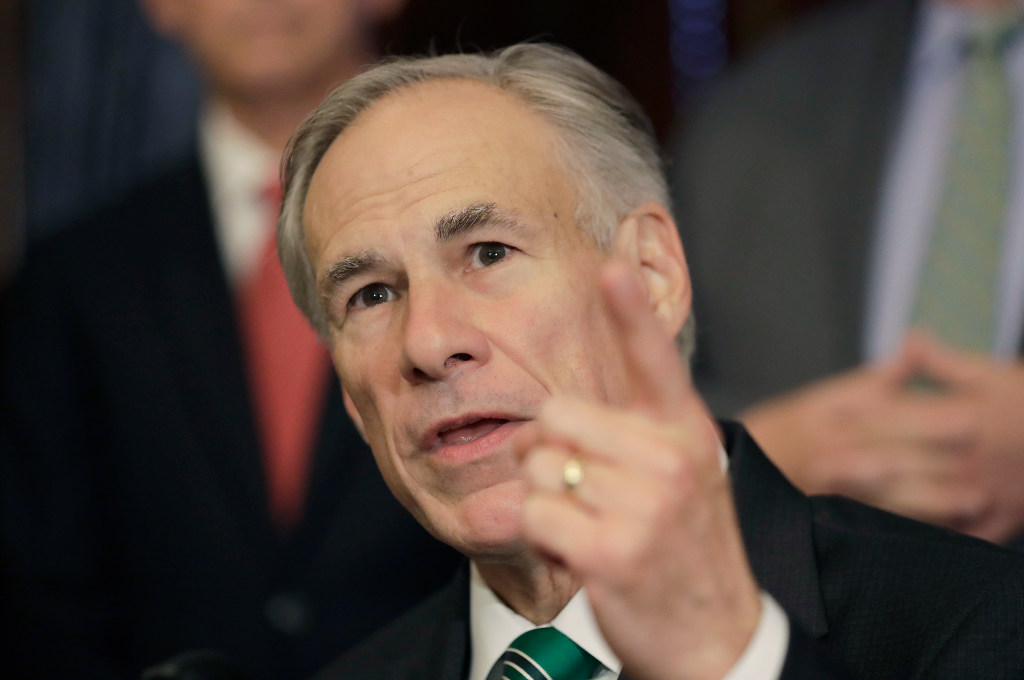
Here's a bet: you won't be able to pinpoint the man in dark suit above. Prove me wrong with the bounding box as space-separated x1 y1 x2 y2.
277 44 1024 679
672 0 1024 546
0 1 458 679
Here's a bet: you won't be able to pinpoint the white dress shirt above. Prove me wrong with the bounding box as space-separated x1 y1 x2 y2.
468 561 789 679
197 102 279 289
865 0 1024 361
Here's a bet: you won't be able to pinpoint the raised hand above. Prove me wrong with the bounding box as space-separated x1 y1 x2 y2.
520 260 762 680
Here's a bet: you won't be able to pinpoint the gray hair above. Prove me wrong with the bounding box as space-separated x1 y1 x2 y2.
278 42 695 359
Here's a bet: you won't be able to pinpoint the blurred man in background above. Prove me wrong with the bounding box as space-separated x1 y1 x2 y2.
0 1 460 678
673 0 1024 546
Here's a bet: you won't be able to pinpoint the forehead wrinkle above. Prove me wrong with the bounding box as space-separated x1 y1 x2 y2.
309 124 454 211
324 164 463 234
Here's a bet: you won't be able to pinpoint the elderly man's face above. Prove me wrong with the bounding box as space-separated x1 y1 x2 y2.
304 80 635 560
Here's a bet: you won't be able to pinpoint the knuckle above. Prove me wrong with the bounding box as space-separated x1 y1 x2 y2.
660 448 695 488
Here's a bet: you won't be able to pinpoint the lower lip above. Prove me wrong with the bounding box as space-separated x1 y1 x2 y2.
430 421 524 464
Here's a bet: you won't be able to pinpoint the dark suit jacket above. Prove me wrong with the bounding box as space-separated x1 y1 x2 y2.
0 157 460 680
314 422 1024 680
671 0 1024 416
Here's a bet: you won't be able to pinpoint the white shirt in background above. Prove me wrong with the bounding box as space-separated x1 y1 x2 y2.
197 102 279 289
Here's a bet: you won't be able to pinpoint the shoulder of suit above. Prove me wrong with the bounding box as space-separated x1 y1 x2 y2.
808 493 1024 607
312 565 470 680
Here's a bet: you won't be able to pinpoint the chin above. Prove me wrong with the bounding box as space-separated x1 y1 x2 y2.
444 480 527 560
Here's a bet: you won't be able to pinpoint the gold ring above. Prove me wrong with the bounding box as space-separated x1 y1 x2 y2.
562 458 584 492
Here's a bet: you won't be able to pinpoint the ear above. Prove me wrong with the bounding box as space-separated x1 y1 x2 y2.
342 387 369 444
611 202 692 337
140 0 185 38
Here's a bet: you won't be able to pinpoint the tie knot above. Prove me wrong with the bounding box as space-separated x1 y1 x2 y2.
491 628 600 680
965 9 1024 56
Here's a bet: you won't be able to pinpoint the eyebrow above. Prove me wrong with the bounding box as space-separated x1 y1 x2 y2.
319 202 528 298
320 250 387 301
434 202 527 243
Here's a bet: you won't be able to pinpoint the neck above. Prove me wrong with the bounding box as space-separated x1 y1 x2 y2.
213 93 323 155
477 556 582 625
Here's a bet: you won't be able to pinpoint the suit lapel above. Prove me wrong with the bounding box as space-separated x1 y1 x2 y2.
143 157 275 550
427 595 472 680
723 421 829 638
406 565 472 680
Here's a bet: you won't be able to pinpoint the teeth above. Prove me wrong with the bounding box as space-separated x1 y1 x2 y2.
450 431 483 444
437 418 507 446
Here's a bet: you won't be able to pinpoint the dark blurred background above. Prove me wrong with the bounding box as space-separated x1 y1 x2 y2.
0 0 840 289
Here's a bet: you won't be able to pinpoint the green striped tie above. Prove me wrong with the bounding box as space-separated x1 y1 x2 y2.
912 11 1023 352
488 628 601 680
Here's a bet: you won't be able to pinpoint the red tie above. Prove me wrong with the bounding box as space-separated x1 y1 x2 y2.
238 180 331 530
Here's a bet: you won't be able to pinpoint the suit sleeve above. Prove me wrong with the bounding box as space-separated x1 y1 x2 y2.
1 251 126 680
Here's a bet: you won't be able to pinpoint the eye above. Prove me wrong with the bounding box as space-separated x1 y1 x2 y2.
471 242 510 268
348 282 396 309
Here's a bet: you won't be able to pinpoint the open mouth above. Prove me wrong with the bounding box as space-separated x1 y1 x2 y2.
437 418 509 447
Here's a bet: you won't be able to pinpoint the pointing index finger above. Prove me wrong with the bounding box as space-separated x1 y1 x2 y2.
601 260 695 419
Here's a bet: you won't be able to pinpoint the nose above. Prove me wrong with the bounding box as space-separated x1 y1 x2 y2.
398 280 490 384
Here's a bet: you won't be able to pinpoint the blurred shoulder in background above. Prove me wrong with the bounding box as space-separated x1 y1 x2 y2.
672 0 1024 547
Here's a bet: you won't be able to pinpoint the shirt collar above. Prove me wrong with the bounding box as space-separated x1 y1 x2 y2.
468 563 621 680
197 101 279 286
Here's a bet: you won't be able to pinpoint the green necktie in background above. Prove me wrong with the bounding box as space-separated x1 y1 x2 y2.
487 627 601 680
912 11 1022 352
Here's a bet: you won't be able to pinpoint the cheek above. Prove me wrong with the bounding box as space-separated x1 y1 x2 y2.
514 280 620 397
333 335 417 465
369 445 412 507
333 340 390 435
336 351 419 507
